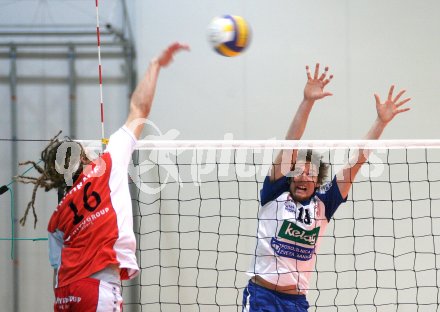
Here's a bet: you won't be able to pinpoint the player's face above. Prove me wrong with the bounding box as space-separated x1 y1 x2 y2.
290 162 319 202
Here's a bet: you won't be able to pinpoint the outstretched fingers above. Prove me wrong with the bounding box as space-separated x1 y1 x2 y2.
387 85 411 109
306 63 333 83
323 74 334 87
374 93 381 107
306 65 312 80
313 63 320 80
396 107 411 114
168 42 190 53
395 91 411 115
319 66 329 81
158 42 190 67
387 85 395 102
376 85 412 123
321 91 334 97
304 63 334 100
393 89 406 103
396 97 411 108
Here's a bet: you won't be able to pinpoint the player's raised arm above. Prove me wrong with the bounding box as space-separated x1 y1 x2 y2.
270 63 333 181
125 42 190 139
336 85 411 198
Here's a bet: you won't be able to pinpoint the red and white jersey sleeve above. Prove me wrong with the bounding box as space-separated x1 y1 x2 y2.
48 126 139 288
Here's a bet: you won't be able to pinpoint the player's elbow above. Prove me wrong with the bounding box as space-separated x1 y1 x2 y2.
129 97 152 119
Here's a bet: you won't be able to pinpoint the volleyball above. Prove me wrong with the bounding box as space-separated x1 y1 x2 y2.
207 15 251 57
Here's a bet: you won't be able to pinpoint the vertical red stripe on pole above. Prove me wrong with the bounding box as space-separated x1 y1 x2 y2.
96 27 100 46
98 65 102 84
100 103 104 122
96 0 98 7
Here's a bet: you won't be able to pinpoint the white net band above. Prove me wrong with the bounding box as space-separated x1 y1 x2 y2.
77 139 440 150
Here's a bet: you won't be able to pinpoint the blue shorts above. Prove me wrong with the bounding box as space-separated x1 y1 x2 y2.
242 280 309 312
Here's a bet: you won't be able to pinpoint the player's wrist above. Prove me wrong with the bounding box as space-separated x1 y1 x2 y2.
150 57 161 68
302 97 316 106
372 118 389 135
375 117 389 127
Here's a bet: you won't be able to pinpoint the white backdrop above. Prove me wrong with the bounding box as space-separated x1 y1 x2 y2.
0 0 439 311
135 0 439 141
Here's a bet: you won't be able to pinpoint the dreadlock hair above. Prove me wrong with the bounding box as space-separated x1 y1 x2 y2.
14 131 86 228
290 149 329 185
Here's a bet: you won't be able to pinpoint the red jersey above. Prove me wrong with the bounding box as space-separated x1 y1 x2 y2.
48 126 139 288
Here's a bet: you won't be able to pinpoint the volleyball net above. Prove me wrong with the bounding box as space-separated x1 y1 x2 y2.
47 140 440 311
94 140 440 312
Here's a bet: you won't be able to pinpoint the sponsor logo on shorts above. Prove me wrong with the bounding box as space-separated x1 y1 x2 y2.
278 221 320 246
271 237 314 261
55 295 82 305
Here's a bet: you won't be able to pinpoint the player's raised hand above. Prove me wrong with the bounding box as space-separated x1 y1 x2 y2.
304 63 333 101
157 42 190 67
374 85 411 124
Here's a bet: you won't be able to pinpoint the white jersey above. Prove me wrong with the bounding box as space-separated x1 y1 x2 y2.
248 175 346 293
